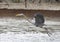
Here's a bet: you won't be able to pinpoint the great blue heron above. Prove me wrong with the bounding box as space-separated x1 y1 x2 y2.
16 13 52 36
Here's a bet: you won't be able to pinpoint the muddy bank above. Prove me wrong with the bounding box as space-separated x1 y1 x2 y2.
0 9 60 18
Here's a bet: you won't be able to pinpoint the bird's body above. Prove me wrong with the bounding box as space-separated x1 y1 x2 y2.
34 13 45 27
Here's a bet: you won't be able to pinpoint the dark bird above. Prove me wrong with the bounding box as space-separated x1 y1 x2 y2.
34 13 45 28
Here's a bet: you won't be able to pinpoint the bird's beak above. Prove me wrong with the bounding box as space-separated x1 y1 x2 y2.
16 14 24 16
16 14 20 16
